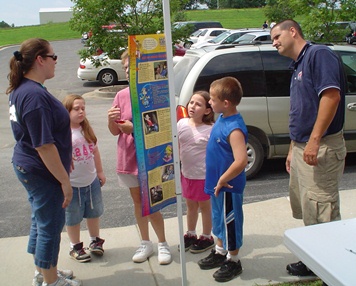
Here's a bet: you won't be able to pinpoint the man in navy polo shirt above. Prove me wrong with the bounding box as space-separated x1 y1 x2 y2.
271 20 347 277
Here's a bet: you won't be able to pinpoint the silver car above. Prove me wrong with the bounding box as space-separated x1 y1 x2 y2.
174 43 356 179
77 53 127 86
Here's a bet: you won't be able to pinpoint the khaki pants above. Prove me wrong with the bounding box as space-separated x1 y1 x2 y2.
289 131 346 226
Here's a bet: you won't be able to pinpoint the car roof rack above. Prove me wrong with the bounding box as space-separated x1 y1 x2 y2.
309 41 335 46
214 41 273 50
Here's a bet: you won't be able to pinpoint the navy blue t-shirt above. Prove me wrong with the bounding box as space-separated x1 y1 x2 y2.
9 78 72 184
289 43 345 143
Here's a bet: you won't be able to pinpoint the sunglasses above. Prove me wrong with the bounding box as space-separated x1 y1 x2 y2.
42 54 58 61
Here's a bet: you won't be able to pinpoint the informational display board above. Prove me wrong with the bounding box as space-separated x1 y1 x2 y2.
128 34 177 216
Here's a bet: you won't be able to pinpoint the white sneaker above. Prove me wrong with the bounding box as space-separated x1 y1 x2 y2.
158 242 172 265
42 276 82 286
32 269 74 286
132 241 154 263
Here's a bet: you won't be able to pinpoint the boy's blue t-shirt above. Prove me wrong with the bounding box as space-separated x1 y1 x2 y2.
9 78 72 184
205 113 248 196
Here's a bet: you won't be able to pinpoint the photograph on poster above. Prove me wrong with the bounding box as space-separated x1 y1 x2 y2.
150 185 163 204
143 111 159 134
161 164 174 182
154 61 168 80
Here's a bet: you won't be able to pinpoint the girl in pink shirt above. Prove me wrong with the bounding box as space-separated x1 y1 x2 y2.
177 91 215 253
107 51 171 265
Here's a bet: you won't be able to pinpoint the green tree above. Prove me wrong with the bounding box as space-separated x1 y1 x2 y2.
213 0 265 8
264 0 296 24
264 0 356 42
70 0 190 60
0 21 11 28
294 0 356 42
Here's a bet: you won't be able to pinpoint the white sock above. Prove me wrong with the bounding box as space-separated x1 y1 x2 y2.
186 230 196 236
47 278 60 286
34 270 41 277
70 242 80 249
158 241 168 246
141 240 152 245
227 253 240 262
215 245 227 255
90 236 97 242
201 233 212 239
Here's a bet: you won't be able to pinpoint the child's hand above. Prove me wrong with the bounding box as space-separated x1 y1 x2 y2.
214 181 233 197
108 105 121 123
117 120 134 135
98 172 106 187
70 158 75 173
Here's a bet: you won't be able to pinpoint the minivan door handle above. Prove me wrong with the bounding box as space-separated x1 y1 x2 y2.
347 102 356 111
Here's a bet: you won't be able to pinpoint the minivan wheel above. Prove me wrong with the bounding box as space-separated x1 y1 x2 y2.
98 70 118 86
245 134 264 180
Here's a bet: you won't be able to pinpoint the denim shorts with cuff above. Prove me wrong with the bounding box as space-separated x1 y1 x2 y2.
65 177 104 226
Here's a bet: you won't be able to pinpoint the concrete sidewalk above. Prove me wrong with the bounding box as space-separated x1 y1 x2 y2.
2 190 355 286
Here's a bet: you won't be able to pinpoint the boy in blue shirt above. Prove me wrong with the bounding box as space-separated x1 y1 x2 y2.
198 77 248 282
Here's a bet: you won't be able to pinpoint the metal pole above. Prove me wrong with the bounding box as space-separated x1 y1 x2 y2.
162 1 187 285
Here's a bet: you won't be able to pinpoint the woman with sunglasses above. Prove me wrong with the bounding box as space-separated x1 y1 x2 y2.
6 38 82 286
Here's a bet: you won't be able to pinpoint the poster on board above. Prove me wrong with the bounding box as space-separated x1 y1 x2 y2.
128 34 177 216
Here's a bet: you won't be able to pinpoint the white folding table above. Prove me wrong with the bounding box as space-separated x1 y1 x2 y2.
284 218 356 286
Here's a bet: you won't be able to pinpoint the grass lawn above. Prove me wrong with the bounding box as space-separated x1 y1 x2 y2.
0 22 80 47
185 7 267 29
0 8 269 47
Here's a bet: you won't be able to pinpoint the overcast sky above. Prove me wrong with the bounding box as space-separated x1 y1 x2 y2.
0 0 73 27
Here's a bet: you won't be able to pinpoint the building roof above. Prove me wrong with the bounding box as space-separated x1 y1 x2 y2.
39 7 72 13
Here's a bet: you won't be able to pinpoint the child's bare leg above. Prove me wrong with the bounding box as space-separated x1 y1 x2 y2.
186 198 199 232
66 224 81 244
130 186 149 241
199 200 212 235
149 211 166 243
87 217 100 238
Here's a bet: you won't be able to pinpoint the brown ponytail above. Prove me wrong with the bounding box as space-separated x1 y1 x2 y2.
6 38 50 94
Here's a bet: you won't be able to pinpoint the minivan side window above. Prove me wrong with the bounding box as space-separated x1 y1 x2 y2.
261 51 293 97
338 51 356 93
195 52 265 97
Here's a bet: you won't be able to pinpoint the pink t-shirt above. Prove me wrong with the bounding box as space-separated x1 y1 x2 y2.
177 118 213 180
112 87 138 175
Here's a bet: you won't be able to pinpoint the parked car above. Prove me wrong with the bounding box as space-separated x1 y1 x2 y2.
346 22 356 44
183 29 204 49
316 21 356 42
173 21 223 34
174 43 187 56
196 28 228 43
190 28 264 49
187 2 209 10
77 53 127 86
232 31 271 44
184 28 228 48
174 43 356 179
81 31 92 44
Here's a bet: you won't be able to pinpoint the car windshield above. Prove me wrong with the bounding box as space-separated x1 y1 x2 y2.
199 29 208 36
209 31 231 43
191 29 203 37
234 34 255 43
97 53 109 60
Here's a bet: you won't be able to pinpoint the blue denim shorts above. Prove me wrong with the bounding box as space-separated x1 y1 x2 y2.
65 177 104 226
13 164 65 269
